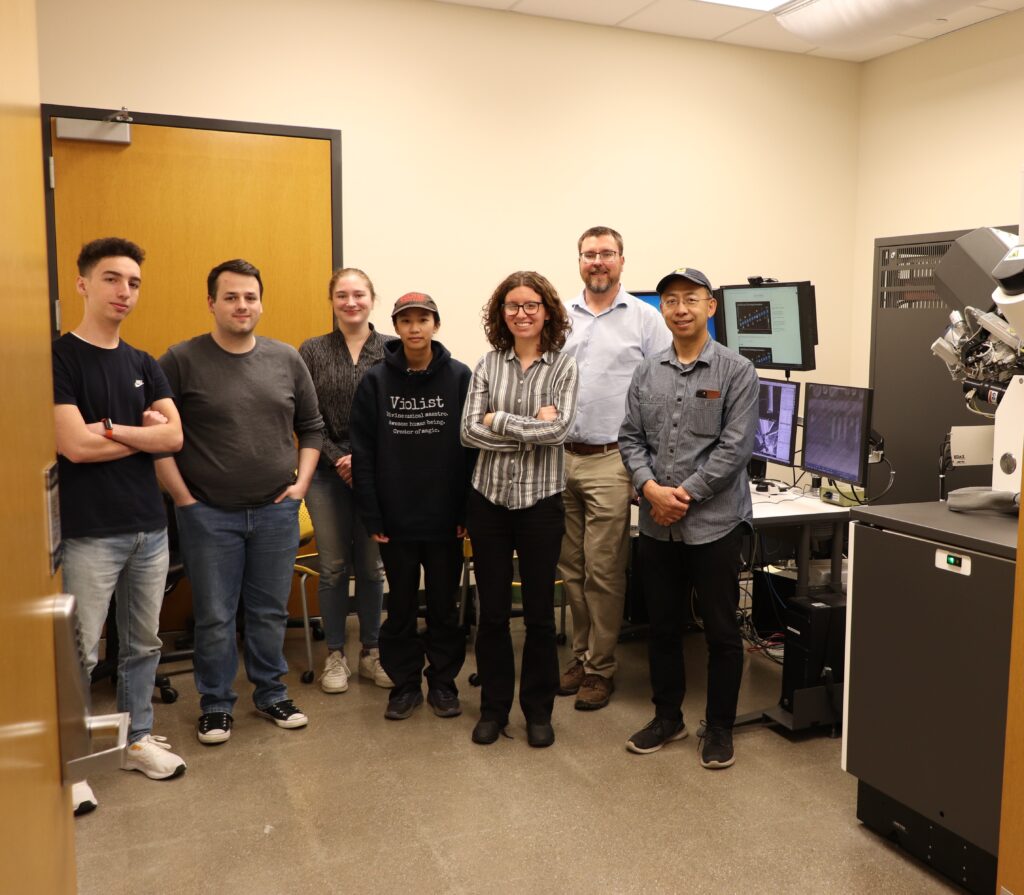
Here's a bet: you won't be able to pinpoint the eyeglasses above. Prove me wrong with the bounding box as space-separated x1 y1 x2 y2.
662 296 711 310
579 251 619 263
503 301 543 316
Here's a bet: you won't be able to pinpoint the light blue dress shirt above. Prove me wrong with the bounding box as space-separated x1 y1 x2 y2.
562 287 673 445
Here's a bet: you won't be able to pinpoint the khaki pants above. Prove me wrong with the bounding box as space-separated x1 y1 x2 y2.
557 449 631 678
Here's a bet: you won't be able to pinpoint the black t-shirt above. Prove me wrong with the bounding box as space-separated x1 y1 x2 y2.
52 333 172 538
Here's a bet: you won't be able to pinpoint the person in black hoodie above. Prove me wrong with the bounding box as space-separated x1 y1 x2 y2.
350 292 475 721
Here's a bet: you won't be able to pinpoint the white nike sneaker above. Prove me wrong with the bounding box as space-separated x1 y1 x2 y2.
121 734 187 780
359 648 394 688
321 650 351 693
72 780 97 816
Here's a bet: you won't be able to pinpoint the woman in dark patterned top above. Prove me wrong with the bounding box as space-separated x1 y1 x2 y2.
460 271 579 749
298 268 394 694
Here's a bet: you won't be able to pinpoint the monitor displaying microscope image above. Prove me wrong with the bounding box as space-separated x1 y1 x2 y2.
753 377 801 466
713 281 817 372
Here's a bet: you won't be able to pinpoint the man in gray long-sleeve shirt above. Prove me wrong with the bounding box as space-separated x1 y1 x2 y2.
618 266 757 769
156 259 324 746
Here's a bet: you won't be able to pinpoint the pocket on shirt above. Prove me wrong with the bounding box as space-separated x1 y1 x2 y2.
639 398 666 433
687 397 723 437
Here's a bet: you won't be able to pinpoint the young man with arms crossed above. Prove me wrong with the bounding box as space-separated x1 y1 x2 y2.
558 226 671 710
53 237 187 813
156 259 324 745
618 267 757 769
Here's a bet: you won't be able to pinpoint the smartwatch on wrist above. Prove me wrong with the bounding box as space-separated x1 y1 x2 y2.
102 418 114 440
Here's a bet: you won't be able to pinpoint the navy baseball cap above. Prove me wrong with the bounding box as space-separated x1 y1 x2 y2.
656 268 713 295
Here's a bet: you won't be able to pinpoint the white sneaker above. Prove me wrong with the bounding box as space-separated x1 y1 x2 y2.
72 780 97 816
321 650 351 693
359 648 394 689
121 734 187 780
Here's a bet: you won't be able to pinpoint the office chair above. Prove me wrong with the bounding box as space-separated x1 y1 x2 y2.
292 501 324 684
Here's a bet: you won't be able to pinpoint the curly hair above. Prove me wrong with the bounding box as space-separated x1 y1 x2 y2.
482 271 571 353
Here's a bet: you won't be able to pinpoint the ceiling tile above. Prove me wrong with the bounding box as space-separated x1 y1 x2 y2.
512 0 653 26
978 0 1024 10
430 0 519 10
898 4 1004 38
809 33 923 61
621 0 763 40
718 14 819 52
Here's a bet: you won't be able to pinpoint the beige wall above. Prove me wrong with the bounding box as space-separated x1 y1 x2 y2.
853 8 1024 383
36 0 860 382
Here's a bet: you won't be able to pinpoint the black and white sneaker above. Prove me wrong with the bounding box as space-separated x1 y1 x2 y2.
197 712 233 744
699 723 735 769
625 717 688 754
256 699 308 729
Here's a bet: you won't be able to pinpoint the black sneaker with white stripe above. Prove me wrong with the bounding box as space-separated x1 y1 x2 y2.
197 712 233 744
256 699 308 729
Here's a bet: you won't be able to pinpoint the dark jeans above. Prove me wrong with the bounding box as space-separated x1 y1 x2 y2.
638 525 746 729
378 538 466 696
467 489 564 726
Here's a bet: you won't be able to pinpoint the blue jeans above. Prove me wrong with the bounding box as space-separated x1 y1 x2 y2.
304 468 385 651
62 530 169 744
176 499 300 714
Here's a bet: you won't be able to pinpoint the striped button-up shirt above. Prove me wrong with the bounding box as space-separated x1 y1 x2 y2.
461 348 579 510
619 338 758 544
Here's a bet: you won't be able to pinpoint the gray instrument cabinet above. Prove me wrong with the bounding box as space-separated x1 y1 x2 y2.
845 502 1015 893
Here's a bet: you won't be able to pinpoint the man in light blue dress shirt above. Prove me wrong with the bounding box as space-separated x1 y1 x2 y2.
556 226 672 710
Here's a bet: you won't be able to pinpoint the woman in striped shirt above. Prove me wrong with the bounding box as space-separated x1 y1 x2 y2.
461 271 579 748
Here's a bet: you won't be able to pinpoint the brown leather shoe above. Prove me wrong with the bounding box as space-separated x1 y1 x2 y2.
557 659 585 696
575 673 614 711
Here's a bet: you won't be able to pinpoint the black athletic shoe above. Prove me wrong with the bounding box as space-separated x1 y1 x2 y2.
699 723 735 769
625 716 688 755
384 689 424 720
471 719 505 744
427 687 462 718
526 720 555 748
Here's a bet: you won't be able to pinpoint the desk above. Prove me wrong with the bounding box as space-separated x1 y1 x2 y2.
750 489 850 596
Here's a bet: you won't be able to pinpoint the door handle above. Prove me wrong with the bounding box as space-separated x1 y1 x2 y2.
51 594 131 780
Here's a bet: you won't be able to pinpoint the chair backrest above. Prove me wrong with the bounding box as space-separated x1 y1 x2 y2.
298 501 315 546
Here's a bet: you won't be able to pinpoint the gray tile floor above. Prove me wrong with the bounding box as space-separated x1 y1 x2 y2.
76 621 959 895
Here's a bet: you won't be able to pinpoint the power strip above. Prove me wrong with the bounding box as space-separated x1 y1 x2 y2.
820 485 864 506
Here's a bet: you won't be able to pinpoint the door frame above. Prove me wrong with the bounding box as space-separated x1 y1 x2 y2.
40 104 342 336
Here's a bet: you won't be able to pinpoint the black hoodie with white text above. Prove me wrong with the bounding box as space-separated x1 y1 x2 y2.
350 338 476 540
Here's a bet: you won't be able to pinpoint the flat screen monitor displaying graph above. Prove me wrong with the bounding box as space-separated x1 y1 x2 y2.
712 281 816 372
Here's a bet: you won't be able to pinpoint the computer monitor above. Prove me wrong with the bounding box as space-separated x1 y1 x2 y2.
632 290 718 342
712 281 817 372
801 382 874 487
753 378 801 467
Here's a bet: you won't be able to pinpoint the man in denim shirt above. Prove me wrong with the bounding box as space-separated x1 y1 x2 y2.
618 267 757 768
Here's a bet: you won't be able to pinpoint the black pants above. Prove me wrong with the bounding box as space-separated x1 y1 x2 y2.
378 539 466 696
467 489 564 726
638 525 745 729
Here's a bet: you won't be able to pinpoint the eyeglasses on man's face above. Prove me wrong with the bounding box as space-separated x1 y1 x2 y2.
662 296 711 310
503 301 543 316
579 251 619 263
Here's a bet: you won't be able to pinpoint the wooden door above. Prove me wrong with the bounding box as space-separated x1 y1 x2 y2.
45 109 340 626
999 521 1024 892
1 1 76 891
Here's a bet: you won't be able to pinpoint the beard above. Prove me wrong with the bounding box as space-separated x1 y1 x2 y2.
586 272 617 294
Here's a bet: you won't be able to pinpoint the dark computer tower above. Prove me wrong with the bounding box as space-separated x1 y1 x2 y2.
780 592 846 715
750 570 796 636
